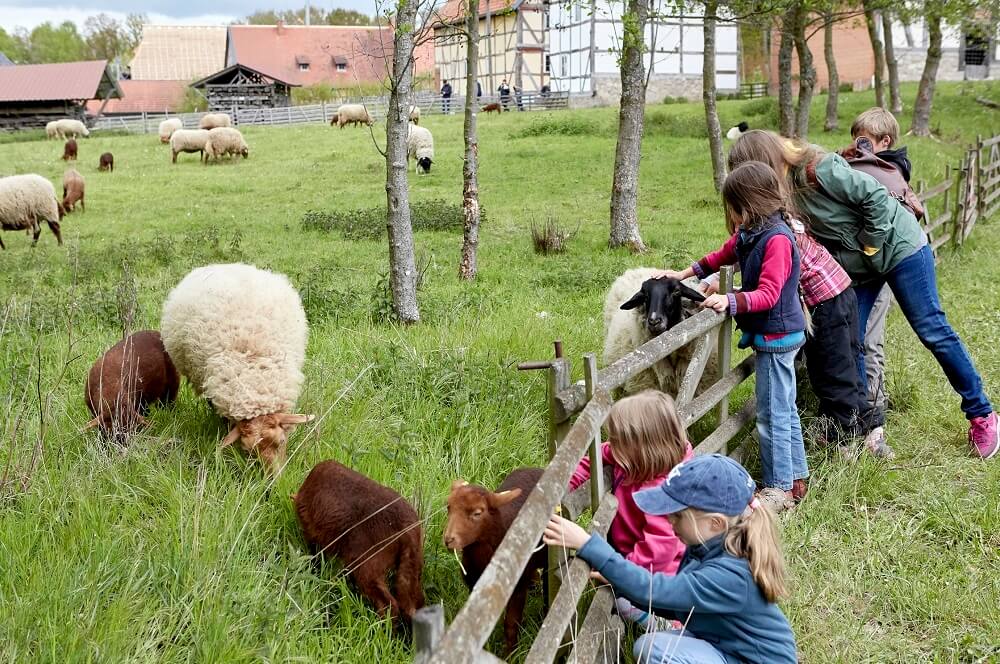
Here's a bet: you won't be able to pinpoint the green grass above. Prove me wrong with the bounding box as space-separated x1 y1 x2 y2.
0 81 998 663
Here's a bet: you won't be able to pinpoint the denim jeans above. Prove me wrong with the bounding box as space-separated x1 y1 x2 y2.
634 630 727 664
756 349 808 490
854 245 992 420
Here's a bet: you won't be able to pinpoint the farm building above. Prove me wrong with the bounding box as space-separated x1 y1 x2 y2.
758 18 875 95
85 80 188 116
433 0 547 94
0 60 121 129
890 17 1000 82
191 63 298 110
129 25 228 81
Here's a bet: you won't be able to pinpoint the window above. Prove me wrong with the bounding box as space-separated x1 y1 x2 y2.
560 55 568 76
545 54 551 73
575 4 581 21
336 62 347 72
298 63 310 71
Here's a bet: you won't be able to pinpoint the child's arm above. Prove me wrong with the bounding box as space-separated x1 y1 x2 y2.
568 442 614 491
725 235 792 315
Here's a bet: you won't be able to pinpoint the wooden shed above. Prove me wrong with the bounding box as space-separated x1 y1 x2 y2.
0 60 121 130
190 63 298 111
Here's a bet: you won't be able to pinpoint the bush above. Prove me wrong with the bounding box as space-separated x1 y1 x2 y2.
512 114 603 138
662 95 690 104
839 82 854 93
738 96 779 128
292 82 335 105
644 110 707 138
302 199 477 240
530 217 575 255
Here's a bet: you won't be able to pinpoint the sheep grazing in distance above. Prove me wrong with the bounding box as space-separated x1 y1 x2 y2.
408 105 420 124
293 460 424 630
482 102 502 115
62 169 85 213
84 331 180 440
0 174 63 250
169 129 211 164
160 263 313 474
99 152 114 172
61 139 77 161
406 124 434 175
604 268 719 397
45 120 60 139
203 127 248 163
158 118 183 143
333 103 373 129
444 467 546 655
52 118 89 139
198 112 232 130
726 120 749 141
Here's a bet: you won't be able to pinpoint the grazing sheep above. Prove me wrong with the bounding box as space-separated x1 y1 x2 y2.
482 102 502 115
406 124 434 175
444 467 545 655
726 120 749 141
158 118 183 143
62 169 85 213
408 105 421 124
53 118 89 139
203 127 249 163
333 103 373 129
84 330 180 440
169 129 211 164
604 268 719 397
46 121 60 140
198 112 232 130
0 174 63 250
98 152 114 172
61 139 77 161
160 263 313 474
293 460 424 630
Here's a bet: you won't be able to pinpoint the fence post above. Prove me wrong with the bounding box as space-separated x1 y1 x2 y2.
545 341 571 610
142 111 148 134
583 353 605 513
413 604 445 664
976 134 984 221
322 101 327 124
715 266 735 452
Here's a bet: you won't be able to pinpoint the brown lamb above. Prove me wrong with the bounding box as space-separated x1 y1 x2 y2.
481 102 503 115
444 467 546 655
85 330 180 440
62 139 77 161
99 152 114 172
62 169 85 213
293 460 425 630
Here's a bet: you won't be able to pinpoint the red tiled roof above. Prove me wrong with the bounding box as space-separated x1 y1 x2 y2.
0 60 119 102
434 0 522 26
227 25 394 86
85 80 188 115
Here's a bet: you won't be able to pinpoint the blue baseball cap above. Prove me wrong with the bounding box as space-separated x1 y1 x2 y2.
633 454 756 517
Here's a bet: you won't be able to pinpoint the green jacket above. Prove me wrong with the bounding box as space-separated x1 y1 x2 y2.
792 152 924 283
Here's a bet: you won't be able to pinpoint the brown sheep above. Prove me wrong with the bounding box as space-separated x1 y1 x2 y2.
293 460 424 630
99 152 114 172
62 139 77 161
84 330 180 440
62 169 85 213
481 103 503 115
444 467 545 655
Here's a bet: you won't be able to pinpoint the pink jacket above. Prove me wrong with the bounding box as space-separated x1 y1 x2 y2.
568 441 693 575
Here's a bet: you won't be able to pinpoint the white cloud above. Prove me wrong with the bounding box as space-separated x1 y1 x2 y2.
0 6 236 31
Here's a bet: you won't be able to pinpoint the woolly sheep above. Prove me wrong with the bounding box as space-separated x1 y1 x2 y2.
169 129 210 163
408 105 420 124
62 168 85 213
160 263 314 473
198 112 232 130
203 127 249 163
333 103 373 129
604 268 719 397
0 174 63 250
53 118 89 139
46 121 60 140
158 118 183 143
406 124 434 175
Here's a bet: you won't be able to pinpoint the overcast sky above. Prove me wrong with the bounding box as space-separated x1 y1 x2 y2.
0 0 374 30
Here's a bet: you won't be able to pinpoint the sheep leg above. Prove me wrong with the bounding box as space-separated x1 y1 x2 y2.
0 234 5 250
503 584 530 655
352 564 402 626
80 195 85 213
46 219 62 246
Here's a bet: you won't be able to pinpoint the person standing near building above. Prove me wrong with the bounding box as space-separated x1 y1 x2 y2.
441 79 452 114
498 79 511 110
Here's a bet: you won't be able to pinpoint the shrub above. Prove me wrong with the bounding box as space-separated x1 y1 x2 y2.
738 96 779 128
644 110 707 138
839 82 854 93
512 114 603 138
662 95 690 104
292 82 335 105
530 217 575 255
302 199 475 240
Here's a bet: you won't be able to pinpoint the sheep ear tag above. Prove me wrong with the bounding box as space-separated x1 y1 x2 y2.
619 291 646 310
451 479 470 492
220 425 241 448
678 283 707 303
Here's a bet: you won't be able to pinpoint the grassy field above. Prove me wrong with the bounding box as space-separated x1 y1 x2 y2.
0 81 998 663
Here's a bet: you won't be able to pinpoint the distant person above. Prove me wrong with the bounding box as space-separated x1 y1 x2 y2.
514 84 524 111
476 80 482 99
441 79 452 114
498 79 511 110
540 83 550 97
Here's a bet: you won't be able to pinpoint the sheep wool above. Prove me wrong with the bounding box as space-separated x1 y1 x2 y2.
408 105 421 124
159 118 183 143
406 124 434 173
45 121 60 139
53 119 89 139
204 127 249 161
199 113 232 130
335 103 373 128
170 129 211 162
160 263 308 422
0 174 62 242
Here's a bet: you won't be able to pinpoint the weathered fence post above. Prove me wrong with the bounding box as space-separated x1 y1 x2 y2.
716 266 735 454
545 340 570 610
142 111 148 134
977 135 984 221
583 353 605 512
322 101 328 124
413 604 444 664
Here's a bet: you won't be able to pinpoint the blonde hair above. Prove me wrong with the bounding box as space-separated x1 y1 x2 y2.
851 107 900 147
722 161 788 235
606 390 687 483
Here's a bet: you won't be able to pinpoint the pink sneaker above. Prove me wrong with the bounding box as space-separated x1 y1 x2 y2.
969 412 999 459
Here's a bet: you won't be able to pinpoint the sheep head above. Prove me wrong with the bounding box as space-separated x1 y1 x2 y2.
417 157 432 174
221 413 314 474
619 277 706 336
443 480 522 550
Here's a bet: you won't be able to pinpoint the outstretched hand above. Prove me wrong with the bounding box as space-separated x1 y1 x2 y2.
543 514 591 550
701 293 729 312
654 269 686 281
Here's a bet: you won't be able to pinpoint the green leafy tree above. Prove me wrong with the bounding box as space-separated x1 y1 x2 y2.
0 27 29 62
84 14 128 61
28 21 87 63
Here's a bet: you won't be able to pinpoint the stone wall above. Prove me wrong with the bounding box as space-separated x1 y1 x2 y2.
586 73 708 106
895 48 997 82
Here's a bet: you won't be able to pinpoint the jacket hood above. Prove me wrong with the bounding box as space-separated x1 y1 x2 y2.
877 146 912 182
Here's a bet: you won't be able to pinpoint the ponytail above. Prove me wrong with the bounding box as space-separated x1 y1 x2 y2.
724 507 787 602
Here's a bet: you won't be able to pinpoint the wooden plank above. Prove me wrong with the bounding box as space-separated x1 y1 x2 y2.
931 232 952 251
918 178 954 201
413 604 445 664
675 333 712 407
679 355 755 427
715 267 735 436
981 134 1000 148
923 211 953 234
694 398 756 456
582 354 605 512
565 586 620 664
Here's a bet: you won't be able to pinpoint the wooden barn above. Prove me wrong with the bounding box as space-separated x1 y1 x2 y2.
0 60 121 130
190 63 298 111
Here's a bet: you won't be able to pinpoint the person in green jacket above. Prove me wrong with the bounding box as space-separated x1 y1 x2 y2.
727 129 997 460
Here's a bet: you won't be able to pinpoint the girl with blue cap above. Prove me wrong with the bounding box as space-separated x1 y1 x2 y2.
544 454 798 664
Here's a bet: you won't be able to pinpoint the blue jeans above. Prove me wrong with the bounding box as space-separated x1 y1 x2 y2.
854 245 992 420
634 630 727 664
756 349 807 490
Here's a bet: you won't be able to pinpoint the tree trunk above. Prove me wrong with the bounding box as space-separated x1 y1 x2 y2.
882 11 902 113
777 10 796 137
910 8 942 136
459 0 481 280
384 2 420 323
823 10 840 132
902 20 915 47
863 2 886 107
703 0 725 192
608 0 647 252
792 2 816 138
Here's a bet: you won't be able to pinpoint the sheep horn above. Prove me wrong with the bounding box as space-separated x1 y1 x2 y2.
220 425 241 448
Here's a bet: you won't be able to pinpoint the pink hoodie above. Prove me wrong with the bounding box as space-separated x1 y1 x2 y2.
568 441 693 575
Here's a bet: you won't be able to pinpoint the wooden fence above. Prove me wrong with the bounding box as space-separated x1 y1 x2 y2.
412 132 1000 663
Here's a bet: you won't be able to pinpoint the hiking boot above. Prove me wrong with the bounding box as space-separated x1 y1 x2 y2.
863 427 895 459
757 487 796 513
969 412 999 459
791 479 808 502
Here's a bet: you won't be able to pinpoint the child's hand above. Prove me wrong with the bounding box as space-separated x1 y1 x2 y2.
701 293 729 312
543 514 591 550
701 279 719 295
652 269 685 280
590 571 610 585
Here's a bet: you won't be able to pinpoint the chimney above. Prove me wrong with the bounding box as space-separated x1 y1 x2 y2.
276 20 284 35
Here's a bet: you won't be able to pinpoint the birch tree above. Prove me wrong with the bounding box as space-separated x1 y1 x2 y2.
823 8 840 131
702 0 726 192
882 11 902 113
458 0 481 280
862 0 886 107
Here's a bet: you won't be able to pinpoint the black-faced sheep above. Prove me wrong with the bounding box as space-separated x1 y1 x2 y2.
62 139 77 161
0 174 63 250
99 152 114 172
293 460 424 630
62 169 85 213
406 124 433 175
444 467 545 655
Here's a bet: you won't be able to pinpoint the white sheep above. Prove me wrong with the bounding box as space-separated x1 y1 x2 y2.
53 119 89 139
203 127 249 163
604 268 719 398
160 263 313 473
45 121 60 140
159 118 183 143
409 105 421 124
198 112 232 130
332 103 373 129
407 123 434 175
169 129 211 163
0 174 63 249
